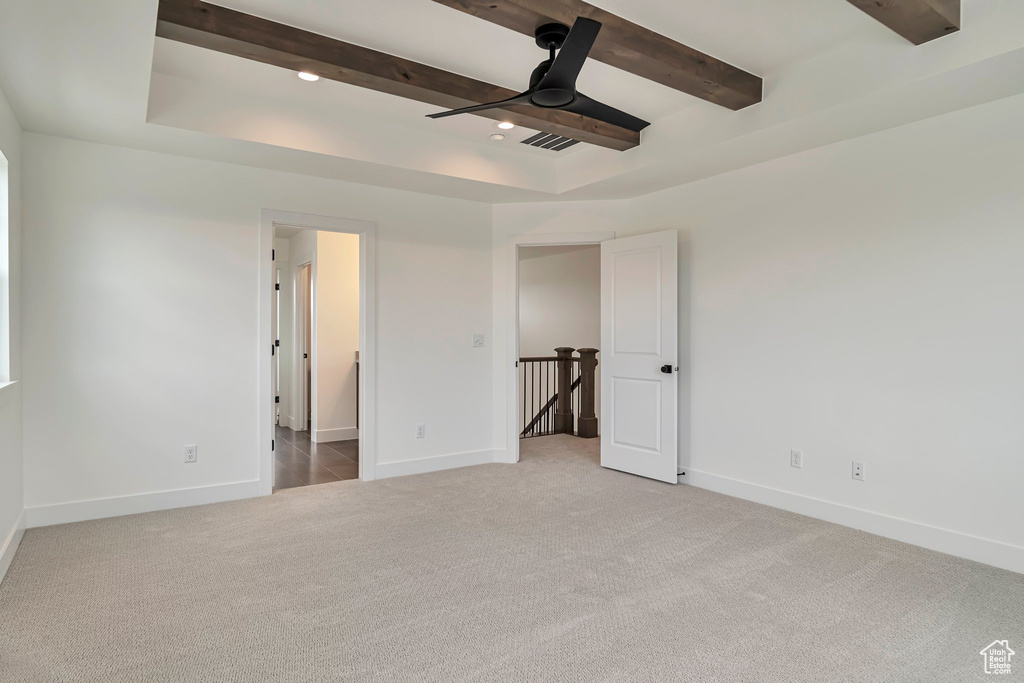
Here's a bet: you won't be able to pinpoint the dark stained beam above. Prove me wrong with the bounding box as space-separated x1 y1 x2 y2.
431 0 762 111
155 0 640 151
846 0 960 45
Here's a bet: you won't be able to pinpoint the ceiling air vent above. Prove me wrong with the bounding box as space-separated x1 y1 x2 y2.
520 132 581 152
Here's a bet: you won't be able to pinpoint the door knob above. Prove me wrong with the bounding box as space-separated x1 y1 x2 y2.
661 364 673 374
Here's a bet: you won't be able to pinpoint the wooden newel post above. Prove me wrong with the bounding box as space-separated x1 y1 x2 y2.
576 348 599 438
554 347 575 434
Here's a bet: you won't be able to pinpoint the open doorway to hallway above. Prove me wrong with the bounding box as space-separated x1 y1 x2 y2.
517 244 601 445
272 225 360 491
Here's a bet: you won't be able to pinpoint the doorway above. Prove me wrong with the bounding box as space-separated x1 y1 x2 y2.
517 244 601 441
506 231 680 484
259 210 377 494
272 228 360 491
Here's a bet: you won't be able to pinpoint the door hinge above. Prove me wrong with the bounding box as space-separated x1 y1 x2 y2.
272 439 275 451
275 283 280 291
275 395 280 404
271 345 276 356
275 339 280 347
272 249 275 261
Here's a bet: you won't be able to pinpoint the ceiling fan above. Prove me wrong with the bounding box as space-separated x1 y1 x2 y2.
427 17 650 133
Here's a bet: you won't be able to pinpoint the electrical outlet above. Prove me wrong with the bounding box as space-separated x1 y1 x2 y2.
472 333 485 348
852 460 865 481
184 444 198 463
415 424 426 439
790 449 803 469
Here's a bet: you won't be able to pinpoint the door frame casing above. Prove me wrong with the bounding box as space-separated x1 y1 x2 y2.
259 210 377 494
502 231 615 465
295 261 312 432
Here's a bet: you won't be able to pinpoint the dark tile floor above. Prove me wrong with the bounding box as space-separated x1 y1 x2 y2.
274 426 359 491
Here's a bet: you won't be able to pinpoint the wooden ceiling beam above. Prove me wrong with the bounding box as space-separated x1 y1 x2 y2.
846 0 960 45
155 0 640 151
431 0 762 111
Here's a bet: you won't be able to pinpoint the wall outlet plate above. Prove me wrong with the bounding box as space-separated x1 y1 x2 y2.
790 449 803 469
852 460 865 481
415 424 425 439
184 444 198 463
472 333 485 348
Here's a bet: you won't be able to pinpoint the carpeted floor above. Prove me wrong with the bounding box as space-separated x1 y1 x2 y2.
1 436 1021 682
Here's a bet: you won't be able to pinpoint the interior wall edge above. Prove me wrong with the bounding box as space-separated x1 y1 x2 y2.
0 509 26 585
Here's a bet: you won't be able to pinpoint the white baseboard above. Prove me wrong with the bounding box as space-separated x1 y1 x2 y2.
0 509 26 585
313 427 358 443
491 448 516 465
375 449 496 480
25 480 262 529
682 469 1024 575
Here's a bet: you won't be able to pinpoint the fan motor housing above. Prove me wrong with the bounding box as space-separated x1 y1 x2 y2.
531 89 575 108
535 23 570 49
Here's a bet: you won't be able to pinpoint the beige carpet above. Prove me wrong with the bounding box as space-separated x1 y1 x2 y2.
1 436 1021 682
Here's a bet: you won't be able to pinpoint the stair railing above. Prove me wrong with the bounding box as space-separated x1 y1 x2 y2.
519 347 598 439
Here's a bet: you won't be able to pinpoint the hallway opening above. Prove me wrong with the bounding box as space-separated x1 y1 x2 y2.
271 224 361 491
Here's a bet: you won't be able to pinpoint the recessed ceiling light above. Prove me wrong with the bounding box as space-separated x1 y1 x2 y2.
297 71 320 82
489 133 506 141
497 122 515 130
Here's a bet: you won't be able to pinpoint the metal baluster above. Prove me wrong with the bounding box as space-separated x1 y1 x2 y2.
531 362 535 437
551 360 555 434
548 360 557 436
542 362 546 435
522 361 527 438
532 362 536 436
524 362 532 438
543 360 548 435
549 360 554 434
575 361 580 435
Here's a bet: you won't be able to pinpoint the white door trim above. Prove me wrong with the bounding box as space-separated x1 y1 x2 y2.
259 209 377 494
295 261 312 432
502 231 615 464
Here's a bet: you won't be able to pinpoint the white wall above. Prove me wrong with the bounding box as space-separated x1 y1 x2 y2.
494 94 1024 573
314 231 359 442
21 134 493 523
518 245 600 357
0 83 24 582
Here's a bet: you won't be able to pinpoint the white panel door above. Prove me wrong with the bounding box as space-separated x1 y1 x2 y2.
600 231 678 483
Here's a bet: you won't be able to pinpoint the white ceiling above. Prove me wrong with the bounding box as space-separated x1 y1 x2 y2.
2 0 1024 203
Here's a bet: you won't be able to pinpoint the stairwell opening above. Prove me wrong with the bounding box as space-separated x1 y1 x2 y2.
517 244 601 444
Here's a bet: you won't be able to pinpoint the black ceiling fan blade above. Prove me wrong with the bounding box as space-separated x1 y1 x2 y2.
563 93 650 132
426 92 532 119
537 17 601 91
